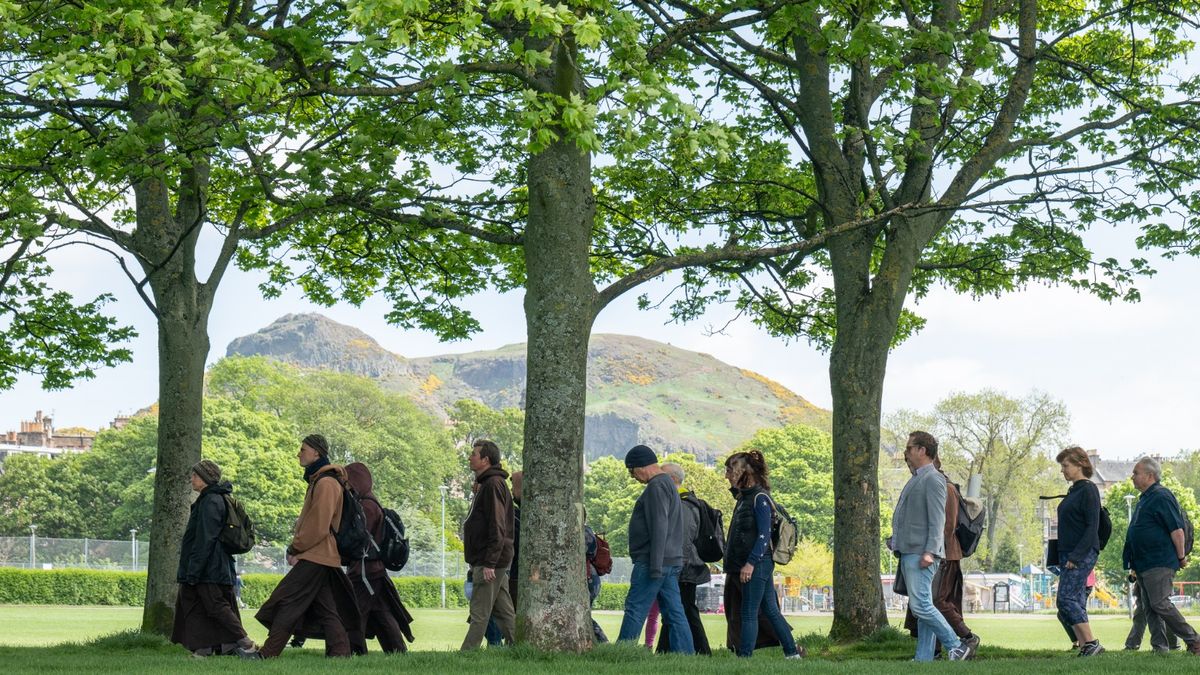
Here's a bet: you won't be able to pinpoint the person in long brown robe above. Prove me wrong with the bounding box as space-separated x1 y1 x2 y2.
345 462 415 654
254 434 361 658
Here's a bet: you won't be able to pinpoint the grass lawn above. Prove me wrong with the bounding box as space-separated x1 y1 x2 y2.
0 606 1197 673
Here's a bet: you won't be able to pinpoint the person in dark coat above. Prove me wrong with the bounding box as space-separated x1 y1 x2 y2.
656 462 712 655
1053 446 1103 656
722 451 802 659
345 462 415 654
254 434 362 658
170 460 257 658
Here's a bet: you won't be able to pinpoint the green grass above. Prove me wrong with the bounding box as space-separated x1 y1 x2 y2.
0 606 1197 673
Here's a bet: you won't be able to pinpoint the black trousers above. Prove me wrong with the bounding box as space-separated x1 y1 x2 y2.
656 581 711 655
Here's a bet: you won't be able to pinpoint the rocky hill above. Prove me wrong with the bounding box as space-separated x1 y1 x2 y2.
227 314 830 461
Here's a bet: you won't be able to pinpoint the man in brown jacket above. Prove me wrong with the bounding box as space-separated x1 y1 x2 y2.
460 439 516 650
904 458 980 653
254 434 361 658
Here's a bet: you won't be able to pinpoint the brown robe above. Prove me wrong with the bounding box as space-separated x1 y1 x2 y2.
171 583 247 651
255 559 362 657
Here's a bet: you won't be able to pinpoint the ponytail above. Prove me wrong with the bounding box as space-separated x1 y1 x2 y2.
726 450 771 491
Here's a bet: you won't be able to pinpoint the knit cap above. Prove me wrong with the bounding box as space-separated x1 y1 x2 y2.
624 444 658 469
191 459 221 485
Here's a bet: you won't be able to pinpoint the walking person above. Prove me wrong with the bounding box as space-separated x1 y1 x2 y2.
460 439 516 650
1123 456 1200 655
584 521 608 643
890 432 976 662
656 462 712 655
616 445 695 654
903 458 979 656
170 460 257 658
1125 579 1178 651
1053 446 1104 656
255 434 361 658
722 450 802 659
344 462 415 654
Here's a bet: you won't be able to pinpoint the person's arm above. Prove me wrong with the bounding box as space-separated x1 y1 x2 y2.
291 477 340 554
1069 485 1100 565
1170 529 1187 562
647 481 671 579
482 481 508 572
923 473 947 562
746 494 772 566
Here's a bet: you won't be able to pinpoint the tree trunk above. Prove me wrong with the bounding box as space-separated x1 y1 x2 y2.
827 310 892 640
516 134 596 652
825 217 927 640
140 277 213 634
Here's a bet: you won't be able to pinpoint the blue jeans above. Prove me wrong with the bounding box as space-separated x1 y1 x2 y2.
1057 548 1097 627
738 559 798 657
617 562 694 654
900 554 962 662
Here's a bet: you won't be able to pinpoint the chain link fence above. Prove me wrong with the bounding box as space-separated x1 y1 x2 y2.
0 536 635 582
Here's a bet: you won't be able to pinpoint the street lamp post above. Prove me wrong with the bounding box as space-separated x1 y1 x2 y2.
28 524 36 569
1125 493 1136 619
439 485 449 609
130 528 138 571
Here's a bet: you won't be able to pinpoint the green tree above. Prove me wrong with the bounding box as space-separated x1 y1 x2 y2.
0 0 429 633
0 218 133 390
637 0 1200 640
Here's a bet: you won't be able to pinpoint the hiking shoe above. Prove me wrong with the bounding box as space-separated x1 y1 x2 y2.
785 646 806 659
1078 641 1104 657
237 649 264 660
1188 640 1200 655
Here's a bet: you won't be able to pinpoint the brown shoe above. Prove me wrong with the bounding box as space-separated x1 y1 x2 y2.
1188 640 1200 656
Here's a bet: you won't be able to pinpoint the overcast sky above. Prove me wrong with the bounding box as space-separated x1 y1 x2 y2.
2 228 1197 462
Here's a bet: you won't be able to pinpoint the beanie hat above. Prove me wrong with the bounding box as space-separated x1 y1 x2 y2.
191 459 221 486
624 444 658 469
302 434 329 457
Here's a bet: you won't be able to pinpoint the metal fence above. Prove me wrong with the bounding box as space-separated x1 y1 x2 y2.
0 536 636 582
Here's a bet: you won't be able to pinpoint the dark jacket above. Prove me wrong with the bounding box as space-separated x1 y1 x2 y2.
1056 479 1101 565
723 485 767 571
679 490 712 585
1123 482 1188 572
463 465 515 570
177 481 236 586
628 472 684 578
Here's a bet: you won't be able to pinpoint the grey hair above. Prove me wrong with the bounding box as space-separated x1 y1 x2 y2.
661 462 685 486
1136 456 1162 481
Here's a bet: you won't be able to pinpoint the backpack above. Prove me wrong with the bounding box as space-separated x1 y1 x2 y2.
218 494 255 555
766 495 799 565
316 473 372 564
1164 490 1195 556
591 533 613 576
363 496 410 572
683 493 726 563
1040 490 1113 551
951 483 986 558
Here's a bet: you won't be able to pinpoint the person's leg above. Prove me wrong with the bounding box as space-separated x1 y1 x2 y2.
307 579 351 657
195 584 253 652
680 582 711 655
644 600 660 647
754 561 798 657
1127 581 1147 649
655 567 694 655
737 565 767 657
491 571 517 644
656 607 671 654
1140 568 1200 647
462 565 505 650
933 561 971 639
618 562 662 642
485 617 503 647
901 554 961 661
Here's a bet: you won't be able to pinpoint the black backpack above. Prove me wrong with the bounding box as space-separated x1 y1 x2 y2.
363 496 410 572
1164 489 1195 556
316 473 372 564
682 493 725 563
951 483 986 558
1041 491 1113 550
218 494 255 555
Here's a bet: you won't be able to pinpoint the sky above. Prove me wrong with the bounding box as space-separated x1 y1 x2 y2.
2 230 1197 461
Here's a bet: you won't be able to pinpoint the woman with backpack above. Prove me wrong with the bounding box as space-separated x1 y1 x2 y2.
345 462 415 654
254 434 362 658
1054 446 1104 657
721 451 803 659
171 460 257 658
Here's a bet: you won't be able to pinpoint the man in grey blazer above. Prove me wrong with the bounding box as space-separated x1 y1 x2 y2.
891 431 978 662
